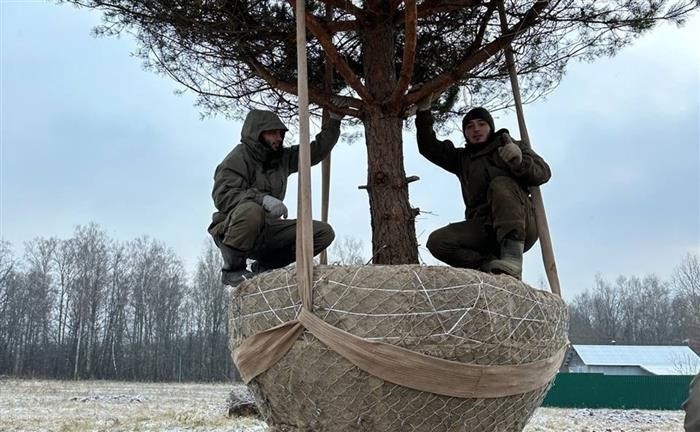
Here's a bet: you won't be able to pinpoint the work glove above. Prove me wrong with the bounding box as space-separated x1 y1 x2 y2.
328 96 349 120
498 134 523 168
262 195 288 219
416 93 433 112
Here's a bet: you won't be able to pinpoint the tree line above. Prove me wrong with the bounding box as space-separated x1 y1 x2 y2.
0 223 364 381
0 223 234 381
569 254 700 349
1 222 697 381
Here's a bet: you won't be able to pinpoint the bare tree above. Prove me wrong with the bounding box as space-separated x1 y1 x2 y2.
671 350 700 375
22 237 58 373
147 246 186 381
0 242 21 374
67 223 110 379
0 240 14 291
0 242 17 340
328 236 366 265
4 274 30 375
639 275 673 344
568 291 596 343
673 253 700 349
53 239 76 352
98 241 130 378
615 276 641 343
124 236 186 380
589 275 624 343
191 239 232 380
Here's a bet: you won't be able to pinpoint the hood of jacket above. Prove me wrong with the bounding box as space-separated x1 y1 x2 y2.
240 109 289 161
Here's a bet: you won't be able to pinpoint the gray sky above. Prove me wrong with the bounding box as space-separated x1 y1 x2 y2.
1 2 698 300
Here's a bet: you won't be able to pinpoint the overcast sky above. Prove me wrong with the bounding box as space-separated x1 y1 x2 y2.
1 2 698 299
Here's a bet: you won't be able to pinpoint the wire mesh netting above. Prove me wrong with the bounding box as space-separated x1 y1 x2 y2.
229 265 569 432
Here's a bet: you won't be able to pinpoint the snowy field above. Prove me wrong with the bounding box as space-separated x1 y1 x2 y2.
0 379 685 431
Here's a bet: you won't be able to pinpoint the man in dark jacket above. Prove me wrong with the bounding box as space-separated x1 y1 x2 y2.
208 109 341 285
415 101 551 279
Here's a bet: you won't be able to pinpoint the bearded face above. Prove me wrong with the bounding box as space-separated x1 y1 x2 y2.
260 129 285 152
464 119 491 145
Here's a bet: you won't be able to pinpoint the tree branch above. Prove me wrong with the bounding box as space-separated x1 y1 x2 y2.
247 56 361 118
405 0 550 108
292 0 375 103
316 0 365 18
416 0 484 18
389 0 417 110
324 20 359 33
467 1 496 55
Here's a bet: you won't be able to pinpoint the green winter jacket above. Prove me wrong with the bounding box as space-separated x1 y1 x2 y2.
209 109 340 236
416 110 551 220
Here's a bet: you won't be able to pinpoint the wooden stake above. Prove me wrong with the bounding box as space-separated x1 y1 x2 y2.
295 0 314 310
497 1 561 297
320 143 331 266
319 4 333 266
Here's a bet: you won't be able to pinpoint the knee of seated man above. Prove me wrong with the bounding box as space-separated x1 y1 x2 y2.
314 222 336 246
426 231 446 255
224 202 266 244
233 201 266 222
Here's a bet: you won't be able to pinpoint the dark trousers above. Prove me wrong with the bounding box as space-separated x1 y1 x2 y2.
684 373 700 432
426 176 537 269
220 201 335 269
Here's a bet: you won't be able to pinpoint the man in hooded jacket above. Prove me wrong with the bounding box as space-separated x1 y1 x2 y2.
415 100 551 279
208 109 341 285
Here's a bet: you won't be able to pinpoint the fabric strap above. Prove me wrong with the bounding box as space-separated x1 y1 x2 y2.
233 308 566 398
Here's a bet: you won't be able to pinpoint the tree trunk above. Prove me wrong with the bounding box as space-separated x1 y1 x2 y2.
362 19 418 264
74 314 82 379
363 113 418 264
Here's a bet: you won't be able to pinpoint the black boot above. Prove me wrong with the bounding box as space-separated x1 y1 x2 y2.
251 261 273 275
221 267 254 286
482 238 524 279
212 235 253 286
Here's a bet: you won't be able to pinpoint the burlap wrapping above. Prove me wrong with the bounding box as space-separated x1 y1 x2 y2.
229 265 569 432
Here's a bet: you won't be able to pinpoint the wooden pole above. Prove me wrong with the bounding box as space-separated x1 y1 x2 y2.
319 5 333 266
295 0 314 310
497 1 561 297
319 136 331 265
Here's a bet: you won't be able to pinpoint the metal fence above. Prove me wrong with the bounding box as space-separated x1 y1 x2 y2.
542 373 694 410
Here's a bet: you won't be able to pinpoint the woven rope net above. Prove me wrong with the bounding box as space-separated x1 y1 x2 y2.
229 265 569 432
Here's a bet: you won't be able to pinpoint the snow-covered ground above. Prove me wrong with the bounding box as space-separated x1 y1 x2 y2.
0 379 684 431
523 407 684 432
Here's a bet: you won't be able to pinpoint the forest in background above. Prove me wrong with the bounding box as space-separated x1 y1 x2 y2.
1 223 697 381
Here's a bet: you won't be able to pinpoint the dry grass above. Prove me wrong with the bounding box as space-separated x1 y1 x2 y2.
0 379 685 431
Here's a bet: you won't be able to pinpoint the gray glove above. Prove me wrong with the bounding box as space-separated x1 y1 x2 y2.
498 138 523 168
262 195 288 219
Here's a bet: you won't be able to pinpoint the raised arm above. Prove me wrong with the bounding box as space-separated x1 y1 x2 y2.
415 110 460 174
288 118 341 173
